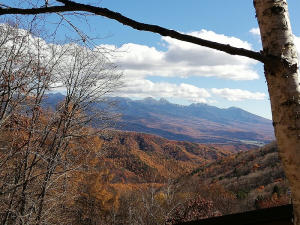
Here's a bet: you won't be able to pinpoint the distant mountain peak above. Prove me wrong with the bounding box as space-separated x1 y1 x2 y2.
158 97 171 105
228 106 239 110
190 102 207 107
140 97 158 105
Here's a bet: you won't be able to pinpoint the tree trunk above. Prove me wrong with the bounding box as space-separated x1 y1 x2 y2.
254 0 300 224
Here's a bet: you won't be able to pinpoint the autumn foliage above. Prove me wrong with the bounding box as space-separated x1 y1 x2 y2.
165 196 222 224
0 22 291 225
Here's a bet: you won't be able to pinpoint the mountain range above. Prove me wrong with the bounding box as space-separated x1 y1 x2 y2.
111 96 275 144
44 93 275 144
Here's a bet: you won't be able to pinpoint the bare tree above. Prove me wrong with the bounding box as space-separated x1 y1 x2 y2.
0 21 122 225
0 22 63 224
0 0 299 223
116 176 188 225
0 22 52 127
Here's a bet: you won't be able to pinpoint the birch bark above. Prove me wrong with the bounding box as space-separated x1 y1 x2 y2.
254 0 300 224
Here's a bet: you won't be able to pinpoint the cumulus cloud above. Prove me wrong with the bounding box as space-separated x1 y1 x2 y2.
116 78 266 103
1 23 267 107
117 79 211 103
249 28 261 37
104 30 268 104
103 30 259 81
211 88 266 101
163 30 254 66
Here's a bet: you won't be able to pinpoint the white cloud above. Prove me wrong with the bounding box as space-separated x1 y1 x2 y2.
294 35 300 62
1 23 268 108
112 43 164 68
117 79 211 103
249 28 261 44
211 88 266 101
104 30 267 104
249 28 261 37
101 29 259 81
163 30 254 67
116 79 266 103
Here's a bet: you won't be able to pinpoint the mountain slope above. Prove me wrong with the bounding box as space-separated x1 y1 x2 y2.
100 131 256 183
190 141 285 187
43 94 275 144
184 141 289 209
111 97 274 144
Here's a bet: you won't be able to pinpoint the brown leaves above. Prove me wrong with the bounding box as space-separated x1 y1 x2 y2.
166 196 222 224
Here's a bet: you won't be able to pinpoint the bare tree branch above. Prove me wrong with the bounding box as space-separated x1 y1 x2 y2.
0 0 268 64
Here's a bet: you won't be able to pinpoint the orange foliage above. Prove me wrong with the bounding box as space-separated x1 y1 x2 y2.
274 178 283 182
258 186 265 191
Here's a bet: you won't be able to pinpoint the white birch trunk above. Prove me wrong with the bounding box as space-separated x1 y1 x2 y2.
254 0 300 224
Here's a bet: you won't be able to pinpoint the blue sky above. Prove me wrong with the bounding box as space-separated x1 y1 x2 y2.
2 0 300 119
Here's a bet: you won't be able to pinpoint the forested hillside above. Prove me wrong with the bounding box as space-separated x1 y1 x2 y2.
89 139 290 224
99 131 257 183
185 141 289 211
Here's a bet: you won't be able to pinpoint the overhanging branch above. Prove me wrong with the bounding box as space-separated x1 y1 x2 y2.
0 0 268 63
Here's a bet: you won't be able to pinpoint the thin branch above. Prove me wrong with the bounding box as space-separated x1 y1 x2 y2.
0 0 268 63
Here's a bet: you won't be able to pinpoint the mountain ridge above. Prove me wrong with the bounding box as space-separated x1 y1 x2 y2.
43 94 275 144
110 96 274 144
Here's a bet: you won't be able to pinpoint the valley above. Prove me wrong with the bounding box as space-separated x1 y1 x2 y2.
38 93 287 224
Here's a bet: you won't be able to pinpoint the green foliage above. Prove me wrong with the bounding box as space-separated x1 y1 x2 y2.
271 162 280 168
190 167 203 176
236 188 250 199
233 167 240 177
273 185 282 197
